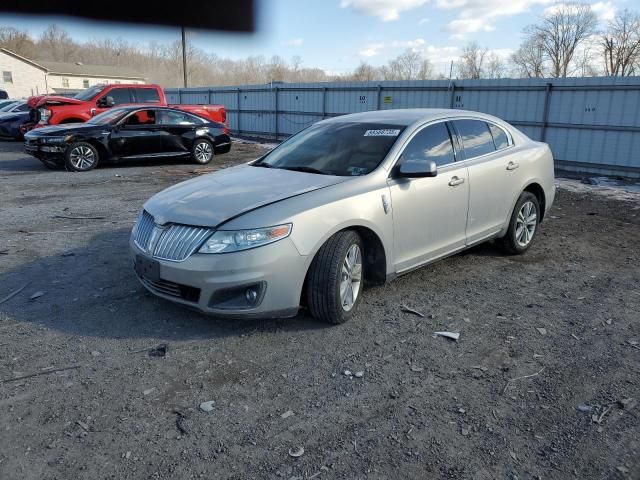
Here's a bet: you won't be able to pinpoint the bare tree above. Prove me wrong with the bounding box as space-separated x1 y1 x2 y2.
528 2 598 77
485 53 505 78
0 27 36 58
39 24 77 62
601 9 640 76
458 42 488 79
352 62 376 81
511 34 547 78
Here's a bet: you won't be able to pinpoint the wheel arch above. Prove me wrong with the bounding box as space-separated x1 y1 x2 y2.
523 182 546 222
299 224 388 306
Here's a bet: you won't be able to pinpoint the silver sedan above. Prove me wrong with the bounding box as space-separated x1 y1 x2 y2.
131 108 555 323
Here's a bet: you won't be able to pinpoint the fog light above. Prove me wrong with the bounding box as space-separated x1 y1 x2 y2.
245 288 258 304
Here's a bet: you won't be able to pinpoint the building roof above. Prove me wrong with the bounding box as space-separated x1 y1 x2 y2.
0 48 145 80
36 60 145 80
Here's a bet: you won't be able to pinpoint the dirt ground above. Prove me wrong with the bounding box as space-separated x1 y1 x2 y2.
0 139 638 480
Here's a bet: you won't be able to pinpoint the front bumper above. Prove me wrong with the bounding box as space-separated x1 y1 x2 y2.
130 236 309 319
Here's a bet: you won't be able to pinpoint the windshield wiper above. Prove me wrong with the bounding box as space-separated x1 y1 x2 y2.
279 166 329 175
252 161 273 168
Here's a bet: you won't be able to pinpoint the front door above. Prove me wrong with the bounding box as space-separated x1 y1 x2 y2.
109 109 164 158
387 121 469 272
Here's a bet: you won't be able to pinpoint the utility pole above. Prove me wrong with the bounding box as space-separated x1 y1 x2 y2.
181 26 188 88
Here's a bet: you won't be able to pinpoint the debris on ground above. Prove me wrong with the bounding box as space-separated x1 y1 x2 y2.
503 367 545 394
280 410 294 419
0 284 28 305
354 371 364 378
143 388 156 396
617 398 636 410
536 327 547 335
401 304 425 318
29 291 45 300
433 331 460 341
199 401 215 412
1 364 81 384
148 344 168 357
288 446 305 458
343 370 352 376
576 404 593 413
173 410 191 435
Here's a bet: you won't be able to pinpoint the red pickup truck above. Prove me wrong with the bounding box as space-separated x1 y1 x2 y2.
26 84 227 131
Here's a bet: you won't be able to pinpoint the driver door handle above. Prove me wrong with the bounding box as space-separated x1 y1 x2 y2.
448 176 465 187
506 161 520 171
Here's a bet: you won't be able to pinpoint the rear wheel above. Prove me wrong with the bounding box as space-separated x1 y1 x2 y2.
192 139 214 164
307 230 363 324
65 142 99 172
499 191 540 254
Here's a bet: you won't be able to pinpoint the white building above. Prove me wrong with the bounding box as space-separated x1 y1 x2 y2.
0 48 146 98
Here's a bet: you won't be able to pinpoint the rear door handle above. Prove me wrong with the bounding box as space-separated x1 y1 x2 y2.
506 161 520 171
448 176 465 187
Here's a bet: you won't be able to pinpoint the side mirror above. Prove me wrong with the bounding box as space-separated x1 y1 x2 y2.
97 96 115 108
398 159 437 178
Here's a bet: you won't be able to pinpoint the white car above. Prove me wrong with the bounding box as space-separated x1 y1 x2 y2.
131 108 555 324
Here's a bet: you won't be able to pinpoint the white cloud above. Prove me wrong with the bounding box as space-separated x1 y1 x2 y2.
437 0 554 34
590 1 616 21
359 42 386 57
286 38 304 47
391 38 426 48
418 17 430 24
341 0 429 21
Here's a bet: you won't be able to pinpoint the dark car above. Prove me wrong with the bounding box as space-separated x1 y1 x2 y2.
0 89 8 100
0 101 30 140
24 106 231 171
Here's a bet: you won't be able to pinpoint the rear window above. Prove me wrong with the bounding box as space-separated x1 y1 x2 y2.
134 88 161 103
454 120 496 159
255 122 405 176
489 123 510 150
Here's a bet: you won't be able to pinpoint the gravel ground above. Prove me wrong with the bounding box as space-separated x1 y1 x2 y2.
0 140 639 480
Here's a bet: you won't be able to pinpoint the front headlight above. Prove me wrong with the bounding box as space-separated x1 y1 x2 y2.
198 224 292 254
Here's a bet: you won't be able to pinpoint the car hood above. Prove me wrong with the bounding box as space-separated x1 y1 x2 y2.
25 123 103 137
144 164 348 227
27 95 86 108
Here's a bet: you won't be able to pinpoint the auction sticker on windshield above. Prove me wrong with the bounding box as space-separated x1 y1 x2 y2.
364 129 401 137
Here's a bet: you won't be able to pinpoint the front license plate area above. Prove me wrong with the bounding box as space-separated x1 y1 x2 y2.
135 255 160 282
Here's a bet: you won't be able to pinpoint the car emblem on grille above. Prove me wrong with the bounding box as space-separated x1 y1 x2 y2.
146 224 165 254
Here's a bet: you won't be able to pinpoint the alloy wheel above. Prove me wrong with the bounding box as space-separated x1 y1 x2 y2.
515 200 537 247
195 142 213 162
340 244 362 312
69 146 96 170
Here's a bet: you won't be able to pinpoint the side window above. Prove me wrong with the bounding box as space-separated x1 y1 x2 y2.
455 120 496 159
134 88 161 103
15 103 29 112
158 110 202 125
3 71 13 83
124 109 156 126
489 123 510 150
83 79 90 88
401 122 455 168
102 88 131 106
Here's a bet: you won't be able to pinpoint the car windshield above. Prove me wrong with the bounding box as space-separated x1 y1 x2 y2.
254 122 405 176
0 101 18 112
74 85 107 101
87 108 130 125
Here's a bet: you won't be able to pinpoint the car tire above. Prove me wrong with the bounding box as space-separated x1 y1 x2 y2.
307 230 364 324
499 191 540 254
64 142 99 172
192 139 214 164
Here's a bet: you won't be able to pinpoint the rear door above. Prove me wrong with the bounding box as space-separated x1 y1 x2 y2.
387 121 469 272
452 119 523 244
157 109 205 154
109 109 164 157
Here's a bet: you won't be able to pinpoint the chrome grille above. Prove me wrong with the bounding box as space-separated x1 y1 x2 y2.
133 210 212 262
133 210 155 252
153 224 212 261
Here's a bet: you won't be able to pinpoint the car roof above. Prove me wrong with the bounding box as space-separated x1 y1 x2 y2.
322 108 499 127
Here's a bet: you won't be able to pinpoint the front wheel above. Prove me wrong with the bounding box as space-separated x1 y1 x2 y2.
499 191 540 254
192 139 214 164
64 142 99 172
307 230 364 324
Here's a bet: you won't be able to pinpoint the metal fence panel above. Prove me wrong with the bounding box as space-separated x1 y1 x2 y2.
167 77 640 178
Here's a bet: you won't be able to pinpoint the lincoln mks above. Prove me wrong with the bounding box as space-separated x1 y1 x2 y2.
131 109 555 324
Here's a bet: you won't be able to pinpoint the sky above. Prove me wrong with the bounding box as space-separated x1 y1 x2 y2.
0 0 629 75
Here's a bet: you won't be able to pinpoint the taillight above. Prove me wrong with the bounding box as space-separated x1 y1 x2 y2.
221 110 227 123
